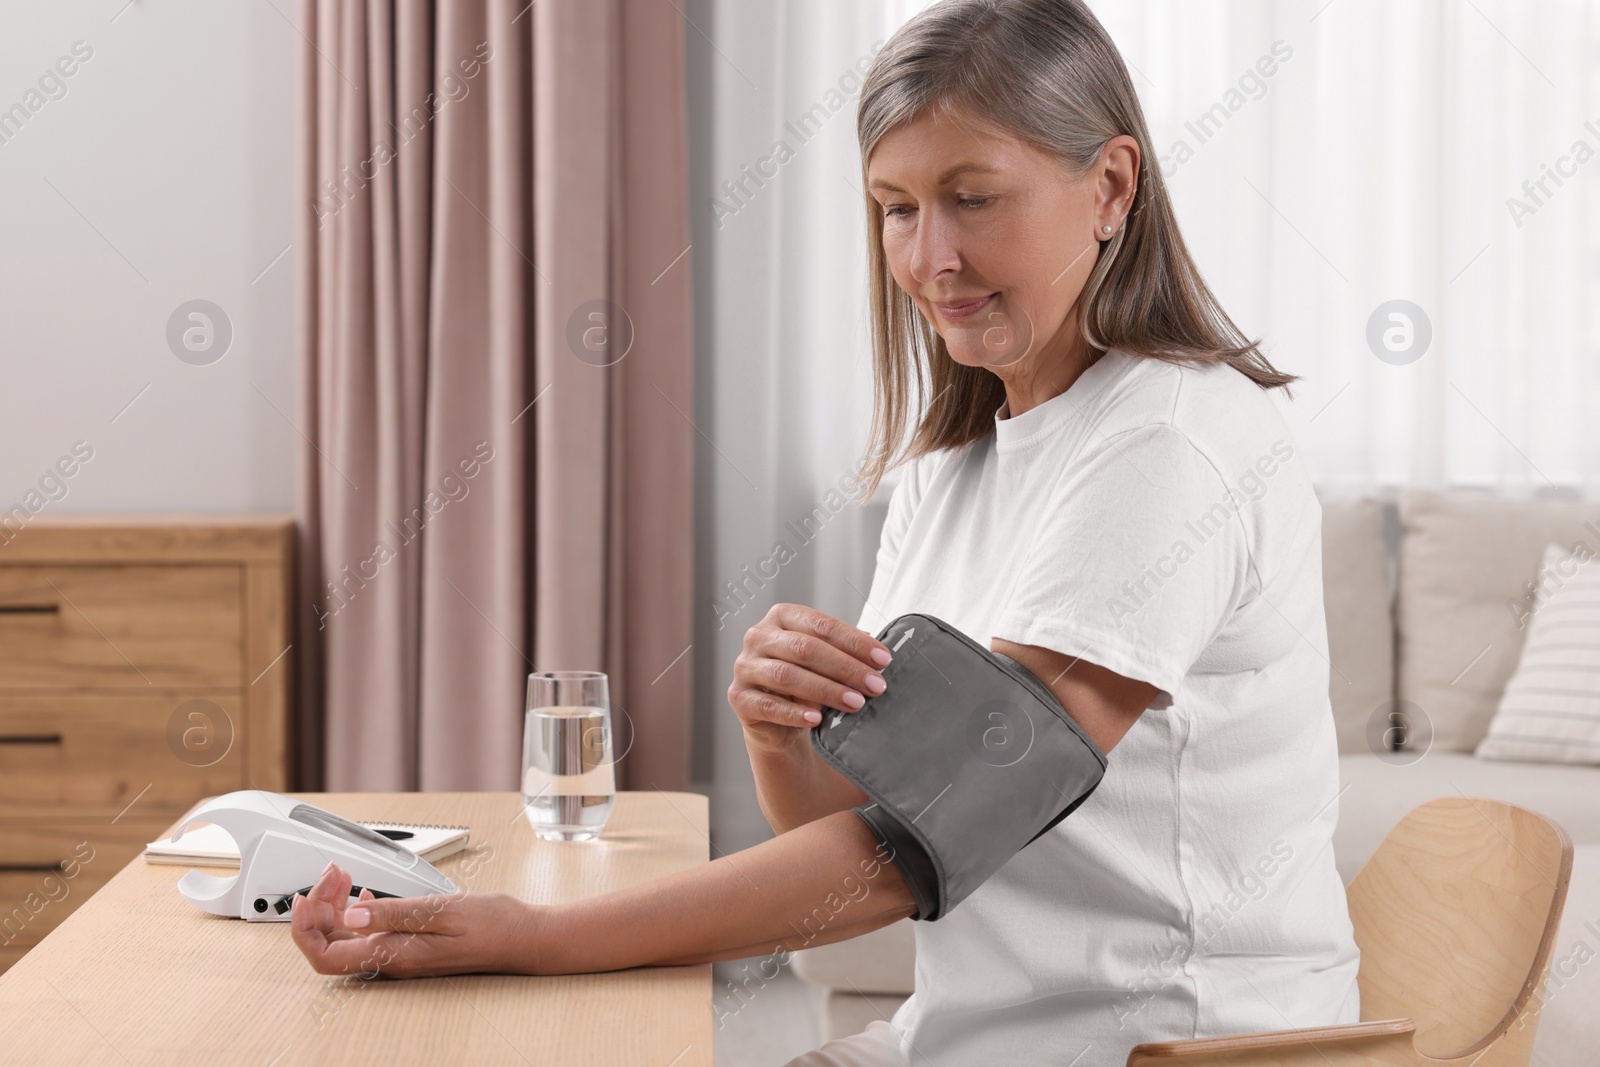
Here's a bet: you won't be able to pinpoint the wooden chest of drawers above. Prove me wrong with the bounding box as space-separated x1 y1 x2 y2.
0 517 294 973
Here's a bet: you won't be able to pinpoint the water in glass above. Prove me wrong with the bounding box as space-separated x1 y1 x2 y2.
523 672 615 841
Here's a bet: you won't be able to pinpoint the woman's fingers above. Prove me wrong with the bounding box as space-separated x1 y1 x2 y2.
742 655 873 712
292 892 402 976
293 862 362 943
772 603 893 670
303 861 349 916
291 870 543 979
728 679 825 729
343 892 461 935
747 614 889 697
290 866 372 970
290 865 456 977
728 604 891 736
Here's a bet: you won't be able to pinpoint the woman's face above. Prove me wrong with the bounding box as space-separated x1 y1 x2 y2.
867 106 1137 376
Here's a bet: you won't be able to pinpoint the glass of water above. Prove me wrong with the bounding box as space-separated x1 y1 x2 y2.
522 670 616 841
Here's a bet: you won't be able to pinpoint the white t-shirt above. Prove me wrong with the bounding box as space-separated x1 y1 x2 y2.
855 347 1360 1066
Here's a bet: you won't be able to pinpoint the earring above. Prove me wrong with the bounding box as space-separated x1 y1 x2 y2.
1102 225 1112 234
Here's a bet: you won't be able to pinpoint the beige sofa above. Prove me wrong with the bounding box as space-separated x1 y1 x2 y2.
790 489 1600 1062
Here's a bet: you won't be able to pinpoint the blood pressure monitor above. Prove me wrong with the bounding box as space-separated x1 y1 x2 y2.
171 790 460 922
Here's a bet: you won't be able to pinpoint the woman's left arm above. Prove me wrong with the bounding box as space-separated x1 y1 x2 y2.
291 646 1151 980
290 806 916 979
991 639 1159 755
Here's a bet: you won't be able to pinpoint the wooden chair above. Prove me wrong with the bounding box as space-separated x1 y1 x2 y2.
1126 797 1573 1067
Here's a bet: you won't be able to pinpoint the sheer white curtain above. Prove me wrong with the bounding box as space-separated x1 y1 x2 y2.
1099 0 1600 491
696 0 1600 847
696 0 936 849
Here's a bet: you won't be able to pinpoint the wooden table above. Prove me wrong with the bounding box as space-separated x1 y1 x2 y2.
0 791 713 1066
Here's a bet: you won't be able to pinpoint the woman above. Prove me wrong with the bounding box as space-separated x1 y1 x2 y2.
291 1 1360 1063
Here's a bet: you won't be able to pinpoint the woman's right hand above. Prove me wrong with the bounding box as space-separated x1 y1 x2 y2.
729 603 893 750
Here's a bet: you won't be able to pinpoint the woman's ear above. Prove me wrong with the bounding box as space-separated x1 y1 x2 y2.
1095 134 1140 232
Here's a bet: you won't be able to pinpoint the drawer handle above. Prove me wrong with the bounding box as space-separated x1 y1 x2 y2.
0 734 62 745
0 863 65 873
0 604 59 615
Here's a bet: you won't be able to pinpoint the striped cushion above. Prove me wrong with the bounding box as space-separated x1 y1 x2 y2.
1477 542 1600 764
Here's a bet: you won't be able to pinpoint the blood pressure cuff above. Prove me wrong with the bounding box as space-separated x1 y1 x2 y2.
810 613 1107 921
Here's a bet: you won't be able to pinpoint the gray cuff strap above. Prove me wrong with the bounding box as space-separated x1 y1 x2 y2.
813 613 1107 921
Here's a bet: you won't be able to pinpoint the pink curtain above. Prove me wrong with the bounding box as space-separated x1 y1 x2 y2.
296 0 694 794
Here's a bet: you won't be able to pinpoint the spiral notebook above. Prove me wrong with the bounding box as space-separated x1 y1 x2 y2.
142 820 471 867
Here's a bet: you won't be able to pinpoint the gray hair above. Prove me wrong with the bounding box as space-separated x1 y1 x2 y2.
855 0 1295 499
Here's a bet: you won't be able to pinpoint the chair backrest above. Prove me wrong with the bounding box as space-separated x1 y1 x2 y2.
1345 796 1572 1061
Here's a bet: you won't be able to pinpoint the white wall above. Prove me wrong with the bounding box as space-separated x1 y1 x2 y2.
0 1 298 518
